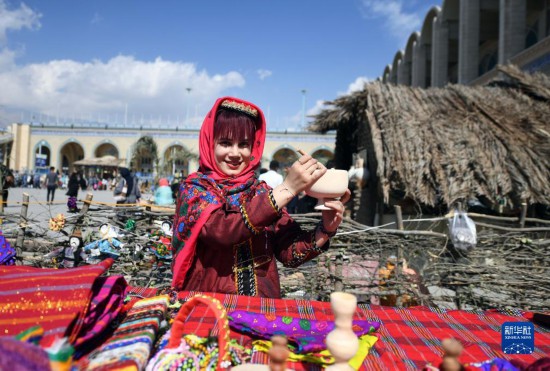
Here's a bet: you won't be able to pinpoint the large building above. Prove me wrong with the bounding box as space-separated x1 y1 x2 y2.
382 0 550 86
5 122 336 177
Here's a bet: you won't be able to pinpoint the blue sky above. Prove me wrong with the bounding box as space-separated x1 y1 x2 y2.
0 0 436 131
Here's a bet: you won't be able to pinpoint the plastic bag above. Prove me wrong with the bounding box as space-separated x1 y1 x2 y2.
448 210 477 250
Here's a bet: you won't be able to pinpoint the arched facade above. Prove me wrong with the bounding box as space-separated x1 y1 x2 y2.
382 65 392 83
161 142 192 177
391 50 404 84
416 6 440 87
94 140 119 158
33 140 51 169
403 32 420 86
8 123 336 178
59 139 85 173
381 0 550 86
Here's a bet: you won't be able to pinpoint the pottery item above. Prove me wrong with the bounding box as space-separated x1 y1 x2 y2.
305 169 348 210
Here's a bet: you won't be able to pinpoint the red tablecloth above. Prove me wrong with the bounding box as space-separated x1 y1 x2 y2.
168 291 550 370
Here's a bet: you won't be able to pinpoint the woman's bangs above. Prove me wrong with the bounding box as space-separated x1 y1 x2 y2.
214 110 256 144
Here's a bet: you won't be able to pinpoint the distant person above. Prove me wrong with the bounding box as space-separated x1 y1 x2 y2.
0 165 14 207
113 167 141 204
153 178 174 206
45 166 59 204
259 160 284 189
65 171 81 212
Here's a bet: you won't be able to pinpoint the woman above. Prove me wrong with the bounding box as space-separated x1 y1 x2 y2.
113 167 141 204
171 97 349 298
153 178 174 205
65 171 80 212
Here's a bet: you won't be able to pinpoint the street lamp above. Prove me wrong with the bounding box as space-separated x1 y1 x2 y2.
185 88 192 126
301 89 307 130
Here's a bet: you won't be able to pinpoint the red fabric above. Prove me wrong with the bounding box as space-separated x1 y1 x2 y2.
0 259 114 347
158 178 169 187
181 195 326 298
170 291 550 371
198 96 266 184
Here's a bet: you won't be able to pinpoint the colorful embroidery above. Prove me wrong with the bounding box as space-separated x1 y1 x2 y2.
233 240 257 296
240 203 260 235
172 172 270 288
228 310 380 353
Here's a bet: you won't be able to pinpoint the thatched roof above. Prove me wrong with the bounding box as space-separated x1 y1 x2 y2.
310 65 550 209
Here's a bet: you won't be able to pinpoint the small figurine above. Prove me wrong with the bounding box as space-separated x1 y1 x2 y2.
83 223 125 260
147 220 173 260
45 229 87 268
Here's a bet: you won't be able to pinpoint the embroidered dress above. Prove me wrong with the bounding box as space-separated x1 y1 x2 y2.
171 97 330 298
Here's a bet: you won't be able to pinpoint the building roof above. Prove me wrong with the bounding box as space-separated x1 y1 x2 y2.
310 65 550 208
73 155 126 167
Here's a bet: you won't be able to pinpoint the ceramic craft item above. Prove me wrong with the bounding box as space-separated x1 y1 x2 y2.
305 168 348 210
297 149 348 211
325 292 359 371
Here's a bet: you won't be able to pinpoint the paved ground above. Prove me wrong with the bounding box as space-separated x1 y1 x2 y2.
1 187 154 234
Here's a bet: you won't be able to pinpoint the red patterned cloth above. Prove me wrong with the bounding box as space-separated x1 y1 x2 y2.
0 259 126 348
169 291 550 371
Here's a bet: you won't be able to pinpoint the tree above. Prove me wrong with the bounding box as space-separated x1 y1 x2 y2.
162 146 197 176
130 136 159 175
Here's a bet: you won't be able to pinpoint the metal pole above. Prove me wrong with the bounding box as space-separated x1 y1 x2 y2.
301 89 307 130
185 88 192 126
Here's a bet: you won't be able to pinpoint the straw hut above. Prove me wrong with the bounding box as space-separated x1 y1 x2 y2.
310 65 550 225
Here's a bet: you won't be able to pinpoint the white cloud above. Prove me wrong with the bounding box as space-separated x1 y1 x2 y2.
360 0 423 43
0 55 246 125
0 0 247 128
257 69 272 80
0 0 41 45
344 76 371 94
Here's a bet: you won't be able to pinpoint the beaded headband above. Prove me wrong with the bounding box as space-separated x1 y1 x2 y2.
219 99 259 119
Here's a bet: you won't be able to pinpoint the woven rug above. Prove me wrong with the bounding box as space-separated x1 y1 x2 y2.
168 291 550 371
0 259 126 348
78 295 170 370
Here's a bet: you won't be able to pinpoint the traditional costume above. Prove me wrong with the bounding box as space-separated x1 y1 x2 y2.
171 97 330 298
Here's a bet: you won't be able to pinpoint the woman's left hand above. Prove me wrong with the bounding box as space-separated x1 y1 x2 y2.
321 189 351 233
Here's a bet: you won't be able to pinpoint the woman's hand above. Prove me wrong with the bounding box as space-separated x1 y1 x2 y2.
321 189 351 233
282 154 327 195
272 154 327 208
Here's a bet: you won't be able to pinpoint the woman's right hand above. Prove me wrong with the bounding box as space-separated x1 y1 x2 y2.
282 154 327 195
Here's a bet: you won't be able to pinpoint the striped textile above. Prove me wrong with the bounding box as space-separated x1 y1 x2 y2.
170 291 550 371
78 295 170 371
0 259 115 347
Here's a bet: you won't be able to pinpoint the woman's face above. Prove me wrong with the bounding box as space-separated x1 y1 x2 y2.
214 137 252 176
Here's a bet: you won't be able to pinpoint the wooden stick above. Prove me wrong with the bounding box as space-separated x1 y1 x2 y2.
15 193 29 263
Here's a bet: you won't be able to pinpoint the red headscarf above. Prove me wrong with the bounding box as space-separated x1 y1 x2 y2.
198 96 266 183
171 97 268 290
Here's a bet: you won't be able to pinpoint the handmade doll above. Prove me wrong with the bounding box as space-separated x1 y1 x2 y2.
83 223 125 260
147 220 173 260
45 229 87 268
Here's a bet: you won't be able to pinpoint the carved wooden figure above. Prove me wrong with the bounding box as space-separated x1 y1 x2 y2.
325 292 359 371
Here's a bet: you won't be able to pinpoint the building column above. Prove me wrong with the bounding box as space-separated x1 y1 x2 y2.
458 0 480 84
412 41 426 87
432 16 449 87
499 0 526 64
397 59 406 85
